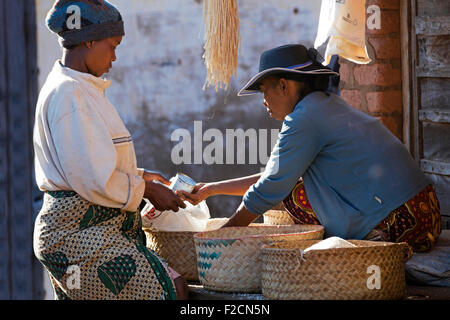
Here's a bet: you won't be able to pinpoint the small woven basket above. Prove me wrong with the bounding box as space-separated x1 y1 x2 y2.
261 239 410 300
144 229 199 281
194 224 324 292
263 210 295 225
143 218 230 281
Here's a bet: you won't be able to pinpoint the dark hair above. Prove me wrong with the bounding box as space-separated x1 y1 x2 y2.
63 44 79 50
271 71 331 92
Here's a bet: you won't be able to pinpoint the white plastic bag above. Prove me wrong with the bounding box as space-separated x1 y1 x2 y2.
141 198 211 232
315 0 371 65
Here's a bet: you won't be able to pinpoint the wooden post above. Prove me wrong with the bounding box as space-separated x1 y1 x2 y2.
0 0 43 299
0 0 11 300
400 0 412 153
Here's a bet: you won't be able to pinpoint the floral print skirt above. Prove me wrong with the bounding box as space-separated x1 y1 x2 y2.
33 191 177 300
283 182 442 253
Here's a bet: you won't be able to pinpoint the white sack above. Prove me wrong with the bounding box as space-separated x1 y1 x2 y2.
141 199 211 232
315 0 371 65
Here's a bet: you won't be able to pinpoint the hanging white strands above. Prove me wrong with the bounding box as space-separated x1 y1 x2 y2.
202 0 241 91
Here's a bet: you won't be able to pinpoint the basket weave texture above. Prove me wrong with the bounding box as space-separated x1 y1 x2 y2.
262 240 409 300
143 219 258 282
144 229 199 281
263 210 295 225
194 224 324 292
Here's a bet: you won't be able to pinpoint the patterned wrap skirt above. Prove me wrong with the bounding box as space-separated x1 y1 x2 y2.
33 191 177 300
283 181 442 253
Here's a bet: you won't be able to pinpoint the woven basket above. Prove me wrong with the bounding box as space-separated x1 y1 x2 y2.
261 240 410 300
144 229 199 281
263 210 295 225
194 224 324 292
143 218 230 281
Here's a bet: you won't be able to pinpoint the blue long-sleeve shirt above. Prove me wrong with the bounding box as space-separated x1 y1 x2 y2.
243 91 431 239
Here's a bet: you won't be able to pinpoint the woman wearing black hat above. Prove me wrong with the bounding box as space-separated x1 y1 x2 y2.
179 44 442 253
33 0 187 300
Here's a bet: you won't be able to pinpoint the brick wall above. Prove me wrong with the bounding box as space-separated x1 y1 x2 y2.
340 0 403 140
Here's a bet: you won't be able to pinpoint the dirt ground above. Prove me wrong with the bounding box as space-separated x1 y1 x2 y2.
188 282 450 300
405 283 450 300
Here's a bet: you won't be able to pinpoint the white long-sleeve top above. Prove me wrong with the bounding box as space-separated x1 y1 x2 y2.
33 61 145 212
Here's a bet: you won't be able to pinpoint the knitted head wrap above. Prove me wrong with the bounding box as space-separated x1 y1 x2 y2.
46 0 124 48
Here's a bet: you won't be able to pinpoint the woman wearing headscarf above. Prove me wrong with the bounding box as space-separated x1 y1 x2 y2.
180 44 442 253
33 0 187 299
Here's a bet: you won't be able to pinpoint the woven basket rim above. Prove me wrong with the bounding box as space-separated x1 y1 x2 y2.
194 224 324 241
142 228 196 235
143 221 268 235
261 239 409 253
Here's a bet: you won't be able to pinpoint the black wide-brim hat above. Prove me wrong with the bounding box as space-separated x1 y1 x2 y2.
237 44 339 96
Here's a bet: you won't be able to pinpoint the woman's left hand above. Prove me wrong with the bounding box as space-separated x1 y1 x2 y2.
221 202 259 228
176 183 211 205
143 170 171 186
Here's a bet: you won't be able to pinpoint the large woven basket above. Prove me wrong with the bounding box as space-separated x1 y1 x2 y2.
143 218 230 281
194 224 324 292
263 210 295 225
261 240 410 300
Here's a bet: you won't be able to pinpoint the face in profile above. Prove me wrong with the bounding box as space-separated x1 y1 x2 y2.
259 77 289 121
259 76 307 121
84 35 123 77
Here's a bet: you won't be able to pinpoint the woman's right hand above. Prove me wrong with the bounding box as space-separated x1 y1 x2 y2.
144 180 186 212
176 183 212 206
176 173 261 205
